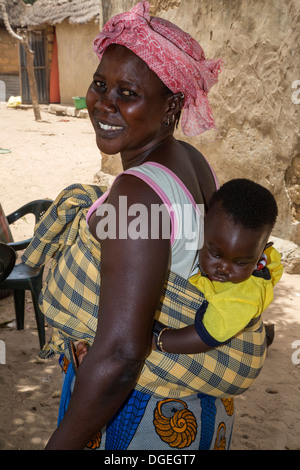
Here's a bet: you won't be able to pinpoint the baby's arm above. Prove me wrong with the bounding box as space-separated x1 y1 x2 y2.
152 320 212 354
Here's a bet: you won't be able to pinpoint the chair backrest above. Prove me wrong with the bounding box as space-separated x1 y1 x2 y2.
0 242 16 282
6 199 53 251
6 199 53 225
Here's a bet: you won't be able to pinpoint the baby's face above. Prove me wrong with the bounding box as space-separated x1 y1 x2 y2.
199 207 268 284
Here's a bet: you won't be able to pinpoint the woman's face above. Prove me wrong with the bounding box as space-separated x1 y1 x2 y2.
86 45 171 162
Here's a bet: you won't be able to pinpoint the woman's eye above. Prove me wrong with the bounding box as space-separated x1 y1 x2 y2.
94 80 105 89
120 89 136 97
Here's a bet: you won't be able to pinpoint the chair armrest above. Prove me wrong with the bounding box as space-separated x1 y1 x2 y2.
8 238 32 251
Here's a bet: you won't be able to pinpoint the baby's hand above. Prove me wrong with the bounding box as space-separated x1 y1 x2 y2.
76 342 89 365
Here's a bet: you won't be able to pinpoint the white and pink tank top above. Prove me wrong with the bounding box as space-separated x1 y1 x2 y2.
87 162 204 279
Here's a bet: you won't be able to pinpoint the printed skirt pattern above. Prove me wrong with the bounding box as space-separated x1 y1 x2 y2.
58 356 234 451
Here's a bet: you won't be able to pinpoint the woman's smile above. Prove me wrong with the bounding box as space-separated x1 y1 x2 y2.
98 121 124 132
97 120 125 136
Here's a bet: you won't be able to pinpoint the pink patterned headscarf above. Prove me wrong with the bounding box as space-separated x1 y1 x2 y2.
93 1 223 137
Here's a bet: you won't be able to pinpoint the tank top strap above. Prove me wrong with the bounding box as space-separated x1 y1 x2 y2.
126 162 200 211
87 162 199 230
86 162 203 277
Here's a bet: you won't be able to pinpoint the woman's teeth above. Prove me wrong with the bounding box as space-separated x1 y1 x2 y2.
99 122 123 131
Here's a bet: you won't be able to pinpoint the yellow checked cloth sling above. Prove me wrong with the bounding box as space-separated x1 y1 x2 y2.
22 184 267 399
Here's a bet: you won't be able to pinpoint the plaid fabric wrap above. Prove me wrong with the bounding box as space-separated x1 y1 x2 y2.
137 272 266 398
21 184 103 355
22 184 267 399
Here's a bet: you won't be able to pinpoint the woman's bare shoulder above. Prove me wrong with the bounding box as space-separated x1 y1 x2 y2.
178 140 218 210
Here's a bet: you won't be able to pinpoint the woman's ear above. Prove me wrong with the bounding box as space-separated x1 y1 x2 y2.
164 92 185 124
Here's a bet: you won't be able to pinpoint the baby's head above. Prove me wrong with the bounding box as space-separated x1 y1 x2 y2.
199 179 278 283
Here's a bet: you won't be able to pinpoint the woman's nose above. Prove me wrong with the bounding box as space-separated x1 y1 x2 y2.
95 92 118 114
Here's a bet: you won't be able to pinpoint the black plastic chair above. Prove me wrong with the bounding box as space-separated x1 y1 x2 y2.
6 199 53 251
0 199 53 349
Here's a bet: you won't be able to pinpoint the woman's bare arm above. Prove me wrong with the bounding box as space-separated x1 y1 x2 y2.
45 175 170 449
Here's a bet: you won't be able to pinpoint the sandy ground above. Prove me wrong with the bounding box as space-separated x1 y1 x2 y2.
0 103 300 450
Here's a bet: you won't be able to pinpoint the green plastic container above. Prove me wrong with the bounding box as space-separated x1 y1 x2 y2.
72 97 86 109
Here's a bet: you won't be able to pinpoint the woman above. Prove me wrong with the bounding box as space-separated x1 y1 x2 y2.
23 1 265 450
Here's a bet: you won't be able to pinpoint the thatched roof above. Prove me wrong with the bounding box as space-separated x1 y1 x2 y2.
21 0 100 26
0 0 26 27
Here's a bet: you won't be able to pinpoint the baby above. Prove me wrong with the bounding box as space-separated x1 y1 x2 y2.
153 178 283 354
75 178 283 365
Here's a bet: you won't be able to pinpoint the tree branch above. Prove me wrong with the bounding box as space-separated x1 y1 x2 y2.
0 0 23 42
0 0 41 121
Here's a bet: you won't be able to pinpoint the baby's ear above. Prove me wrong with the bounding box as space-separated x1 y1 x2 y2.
264 241 274 250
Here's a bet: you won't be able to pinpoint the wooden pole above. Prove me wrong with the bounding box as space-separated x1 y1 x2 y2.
22 31 42 121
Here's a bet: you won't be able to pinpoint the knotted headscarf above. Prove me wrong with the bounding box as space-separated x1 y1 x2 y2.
93 1 223 137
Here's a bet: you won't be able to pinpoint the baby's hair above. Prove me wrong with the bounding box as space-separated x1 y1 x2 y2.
208 178 278 231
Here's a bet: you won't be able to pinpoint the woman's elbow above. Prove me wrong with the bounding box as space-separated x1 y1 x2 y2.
104 342 148 387
90 329 151 389
103 348 144 393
